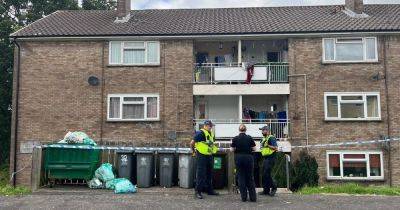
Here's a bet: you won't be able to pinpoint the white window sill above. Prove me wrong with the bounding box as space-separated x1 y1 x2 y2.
327 177 384 181
108 63 161 67
322 60 379 64
107 119 160 122
324 118 381 122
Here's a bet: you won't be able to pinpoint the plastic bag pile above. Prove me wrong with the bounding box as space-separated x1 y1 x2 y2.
58 131 97 145
88 163 137 194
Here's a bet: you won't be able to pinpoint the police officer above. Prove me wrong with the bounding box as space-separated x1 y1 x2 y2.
230 124 257 202
259 126 278 196
190 120 219 199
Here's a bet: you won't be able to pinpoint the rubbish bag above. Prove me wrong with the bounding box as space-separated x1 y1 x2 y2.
105 178 126 190
95 163 115 182
83 137 97 146
58 131 97 145
114 178 137 194
88 178 103 189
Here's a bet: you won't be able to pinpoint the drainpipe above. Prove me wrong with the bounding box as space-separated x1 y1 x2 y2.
99 42 105 145
383 36 392 187
10 38 21 187
288 74 309 149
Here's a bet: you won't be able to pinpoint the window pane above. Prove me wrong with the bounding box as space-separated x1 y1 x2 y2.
336 43 363 61
343 161 367 177
369 154 381 176
343 154 365 159
125 42 145 48
324 39 335 61
110 42 122 64
327 96 338 117
124 97 143 102
328 154 340 176
340 103 364 118
109 97 120 118
147 97 158 118
124 49 145 64
341 95 363 100
122 104 144 119
366 38 377 60
147 42 159 63
367 96 379 117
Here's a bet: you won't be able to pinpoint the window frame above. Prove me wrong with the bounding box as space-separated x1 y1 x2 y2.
107 94 160 121
324 92 381 121
326 150 384 181
322 37 378 63
108 41 160 66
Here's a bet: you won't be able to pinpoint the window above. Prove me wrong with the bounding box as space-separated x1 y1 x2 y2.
107 94 159 121
322 37 377 62
326 151 383 180
109 41 160 65
324 92 380 121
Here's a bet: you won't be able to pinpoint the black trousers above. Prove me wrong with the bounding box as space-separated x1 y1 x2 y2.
235 154 256 202
262 154 277 193
195 153 214 193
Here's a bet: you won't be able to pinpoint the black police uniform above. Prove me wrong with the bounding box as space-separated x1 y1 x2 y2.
261 136 278 195
193 130 215 195
231 133 257 202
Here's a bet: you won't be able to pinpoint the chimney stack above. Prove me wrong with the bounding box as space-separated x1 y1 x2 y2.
116 0 131 21
345 0 364 14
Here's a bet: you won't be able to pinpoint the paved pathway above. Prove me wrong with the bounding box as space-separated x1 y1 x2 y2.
1 187 399 210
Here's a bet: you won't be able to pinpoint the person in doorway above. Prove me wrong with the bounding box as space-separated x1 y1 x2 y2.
230 124 257 202
259 126 278 196
190 120 219 199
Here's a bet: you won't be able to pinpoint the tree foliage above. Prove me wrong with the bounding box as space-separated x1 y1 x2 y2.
0 0 112 164
82 0 116 10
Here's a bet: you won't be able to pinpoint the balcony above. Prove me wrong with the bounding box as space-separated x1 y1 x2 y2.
194 119 289 140
194 95 289 140
194 62 289 84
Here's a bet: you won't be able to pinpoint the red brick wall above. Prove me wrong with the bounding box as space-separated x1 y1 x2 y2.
12 40 194 186
288 36 400 186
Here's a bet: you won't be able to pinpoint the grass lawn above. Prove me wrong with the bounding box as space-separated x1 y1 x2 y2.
298 183 400 196
0 164 30 196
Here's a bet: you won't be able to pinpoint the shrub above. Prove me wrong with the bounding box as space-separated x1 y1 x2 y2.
290 150 319 191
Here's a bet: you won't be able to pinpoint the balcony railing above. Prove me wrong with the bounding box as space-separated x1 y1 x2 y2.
194 119 290 140
194 62 289 84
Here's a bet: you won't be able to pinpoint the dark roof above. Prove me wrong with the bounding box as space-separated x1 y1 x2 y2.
11 4 400 38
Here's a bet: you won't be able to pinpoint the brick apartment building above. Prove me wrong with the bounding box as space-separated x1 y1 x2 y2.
8 0 400 187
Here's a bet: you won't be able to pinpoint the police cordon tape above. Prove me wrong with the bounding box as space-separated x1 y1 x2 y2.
291 137 400 148
34 137 400 151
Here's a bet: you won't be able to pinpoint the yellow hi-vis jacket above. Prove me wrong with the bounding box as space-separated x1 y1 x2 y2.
260 135 276 156
195 129 218 155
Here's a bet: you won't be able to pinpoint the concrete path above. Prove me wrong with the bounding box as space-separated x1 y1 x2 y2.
1 187 399 210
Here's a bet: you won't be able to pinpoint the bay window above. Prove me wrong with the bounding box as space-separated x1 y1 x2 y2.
109 41 160 65
323 37 377 62
108 94 159 121
327 151 384 180
324 92 380 121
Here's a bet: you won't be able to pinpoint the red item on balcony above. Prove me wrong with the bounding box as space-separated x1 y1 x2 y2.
246 65 254 84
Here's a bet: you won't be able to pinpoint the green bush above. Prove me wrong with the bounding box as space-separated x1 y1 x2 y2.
0 164 8 186
0 164 30 196
271 152 289 188
290 150 319 191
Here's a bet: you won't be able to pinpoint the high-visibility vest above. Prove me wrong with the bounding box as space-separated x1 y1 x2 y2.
260 135 276 156
195 129 218 155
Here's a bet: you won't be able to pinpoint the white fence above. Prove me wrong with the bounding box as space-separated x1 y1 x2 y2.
194 63 289 84
194 119 290 139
